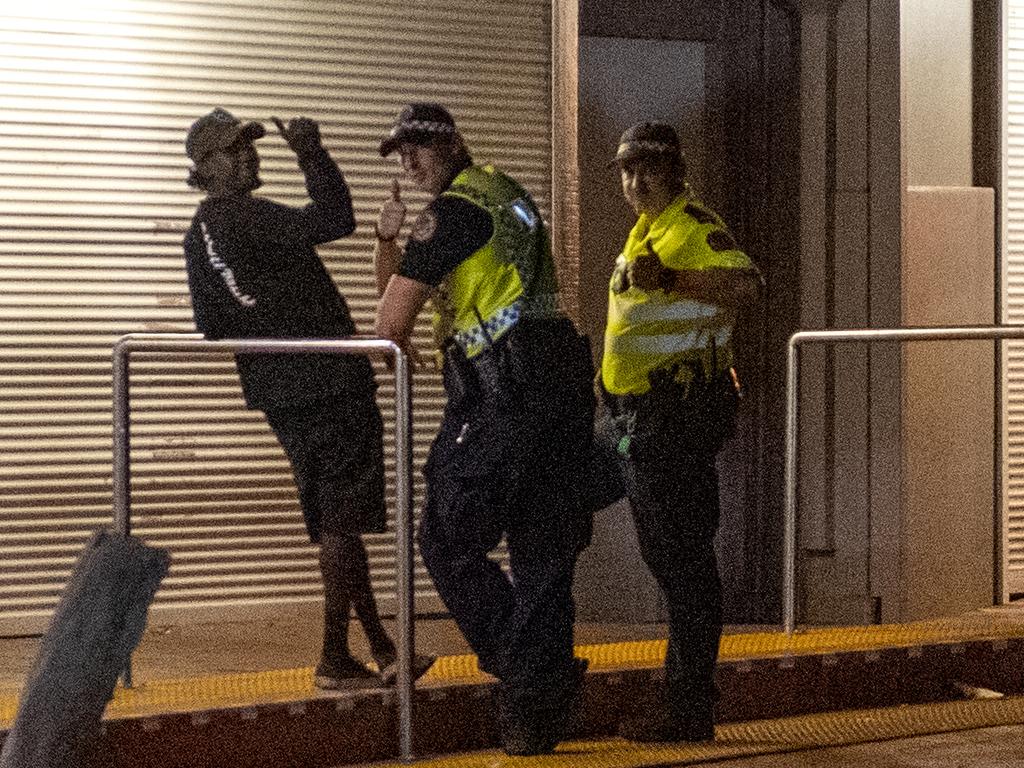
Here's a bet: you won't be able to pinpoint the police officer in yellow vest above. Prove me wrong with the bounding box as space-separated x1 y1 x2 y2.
373 103 596 756
602 122 761 743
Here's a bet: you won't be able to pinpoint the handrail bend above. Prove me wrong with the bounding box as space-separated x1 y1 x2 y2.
111 332 417 761
784 324 1024 635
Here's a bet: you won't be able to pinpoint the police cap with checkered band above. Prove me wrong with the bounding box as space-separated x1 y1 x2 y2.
379 103 460 157
611 121 684 166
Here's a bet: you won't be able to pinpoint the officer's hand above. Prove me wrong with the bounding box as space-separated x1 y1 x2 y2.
376 178 407 241
271 116 321 155
628 250 667 291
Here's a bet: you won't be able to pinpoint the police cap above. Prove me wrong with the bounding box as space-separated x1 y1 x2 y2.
379 103 459 157
611 121 684 166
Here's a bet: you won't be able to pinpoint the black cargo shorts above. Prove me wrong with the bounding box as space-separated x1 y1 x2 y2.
265 391 386 543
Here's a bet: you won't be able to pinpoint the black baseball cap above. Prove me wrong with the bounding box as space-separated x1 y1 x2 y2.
611 121 683 165
186 108 265 162
379 103 458 157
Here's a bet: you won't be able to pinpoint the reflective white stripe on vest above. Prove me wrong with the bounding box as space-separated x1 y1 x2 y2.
620 298 721 323
608 327 732 355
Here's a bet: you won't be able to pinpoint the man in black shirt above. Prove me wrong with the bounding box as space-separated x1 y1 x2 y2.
182 108 432 689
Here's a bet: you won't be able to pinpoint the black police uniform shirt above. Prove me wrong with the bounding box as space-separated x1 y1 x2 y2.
183 144 375 411
398 196 493 286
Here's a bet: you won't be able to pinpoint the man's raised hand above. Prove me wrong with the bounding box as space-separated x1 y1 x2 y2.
271 116 321 155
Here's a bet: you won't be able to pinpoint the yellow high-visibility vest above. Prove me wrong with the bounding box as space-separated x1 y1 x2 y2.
601 192 753 395
433 165 561 358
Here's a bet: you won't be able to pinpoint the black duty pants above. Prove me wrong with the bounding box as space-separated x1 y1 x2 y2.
417 322 595 721
623 442 722 720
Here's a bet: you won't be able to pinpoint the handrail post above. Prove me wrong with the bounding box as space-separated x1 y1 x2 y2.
112 340 131 539
783 335 800 636
781 324 1024 638
112 339 134 688
392 348 415 762
108 334 420 756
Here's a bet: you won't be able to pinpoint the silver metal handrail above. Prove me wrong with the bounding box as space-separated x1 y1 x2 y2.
784 324 1023 635
111 332 418 761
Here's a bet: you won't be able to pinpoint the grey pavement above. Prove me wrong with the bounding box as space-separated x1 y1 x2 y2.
698 724 1024 767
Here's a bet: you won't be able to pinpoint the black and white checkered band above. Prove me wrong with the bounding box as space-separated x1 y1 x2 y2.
390 120 456 138
619 140 674 155
454 302 522 352
453 294 561 355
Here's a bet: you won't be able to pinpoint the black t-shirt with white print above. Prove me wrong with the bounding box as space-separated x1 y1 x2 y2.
182 144 375 411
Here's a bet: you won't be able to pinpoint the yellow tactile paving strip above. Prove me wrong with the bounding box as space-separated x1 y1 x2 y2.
343 697 1024 768
3 615 1024 729
717 615 1024 659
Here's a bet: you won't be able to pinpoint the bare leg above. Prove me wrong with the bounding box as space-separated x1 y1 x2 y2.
319 532 394 660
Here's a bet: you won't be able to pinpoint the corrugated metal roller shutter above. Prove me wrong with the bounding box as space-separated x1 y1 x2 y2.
1005 0 1024 597
0 0 552 634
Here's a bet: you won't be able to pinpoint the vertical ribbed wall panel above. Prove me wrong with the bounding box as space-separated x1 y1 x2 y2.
0 1 551 633
1005 0 1024 596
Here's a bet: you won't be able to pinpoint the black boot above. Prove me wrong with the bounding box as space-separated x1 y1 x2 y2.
496 685 554 756
497 657 589 756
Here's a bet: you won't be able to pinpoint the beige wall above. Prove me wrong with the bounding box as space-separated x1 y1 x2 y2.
901 187 995 619
901 0 973 186
897 3 997 618
795 0 997 624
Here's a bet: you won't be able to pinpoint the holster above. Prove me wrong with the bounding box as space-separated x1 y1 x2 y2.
609 362 740 462
472 337 522 405
440 329 527 410
448 318 593 408
441 341 482 410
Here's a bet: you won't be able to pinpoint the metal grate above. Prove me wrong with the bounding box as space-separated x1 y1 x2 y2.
0 0 552 634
